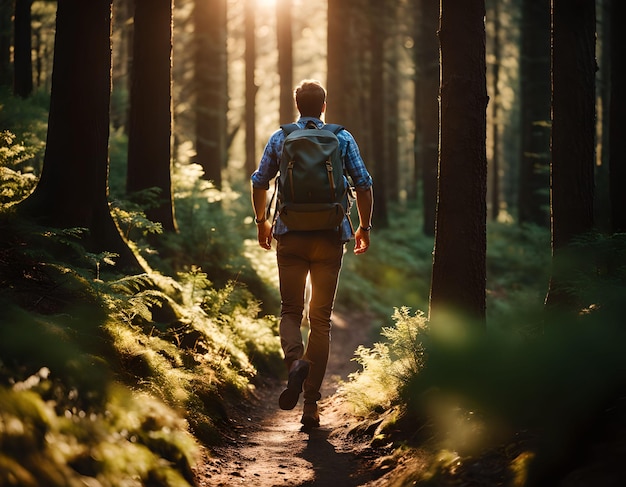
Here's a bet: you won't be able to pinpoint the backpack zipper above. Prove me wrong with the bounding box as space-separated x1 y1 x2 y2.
325 160 336 200
288 160 295 201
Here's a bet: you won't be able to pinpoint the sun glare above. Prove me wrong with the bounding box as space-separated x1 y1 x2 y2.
256 0 276 8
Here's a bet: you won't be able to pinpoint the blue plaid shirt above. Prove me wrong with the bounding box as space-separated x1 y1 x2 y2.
251 117 373 242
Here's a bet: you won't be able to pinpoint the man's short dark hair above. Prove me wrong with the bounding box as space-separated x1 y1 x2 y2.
294 80 326 118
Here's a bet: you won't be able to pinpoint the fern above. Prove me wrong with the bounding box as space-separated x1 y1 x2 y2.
340 307 429 416
0 130 38 206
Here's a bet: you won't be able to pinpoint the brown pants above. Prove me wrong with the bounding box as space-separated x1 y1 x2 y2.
276 230 344 404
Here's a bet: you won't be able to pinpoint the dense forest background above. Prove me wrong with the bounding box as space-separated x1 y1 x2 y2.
1 0 625 486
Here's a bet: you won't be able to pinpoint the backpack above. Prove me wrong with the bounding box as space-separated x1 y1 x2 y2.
275 121 351 231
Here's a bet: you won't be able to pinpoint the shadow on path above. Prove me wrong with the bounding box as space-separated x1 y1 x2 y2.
300 427 375 487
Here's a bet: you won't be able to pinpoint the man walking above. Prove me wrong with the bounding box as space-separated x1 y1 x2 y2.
251 79 373 429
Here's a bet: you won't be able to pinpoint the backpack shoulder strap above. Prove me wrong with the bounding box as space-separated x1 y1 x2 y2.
280 123 300 136
322 123 344 135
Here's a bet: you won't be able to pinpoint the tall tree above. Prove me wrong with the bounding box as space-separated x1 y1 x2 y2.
0 0 11 88
415 0 439 236
13 0 33 98
429 0 488 324
327 0 369 160
111 0 133 132
487 0 500 221
326 0 351 125
277 0 293 125
18 0 144 272
545 0 596 309
193 0 227 188
127 0 177 232
609 0 626 233
244 0 256 176
385 7 400 205
369 0 388 229
518 0 551 227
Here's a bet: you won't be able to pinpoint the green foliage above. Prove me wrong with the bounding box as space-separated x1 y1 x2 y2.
110 188 165 242
107 126 128 201
0 130 38 205
485 222 551 334
568 231 626 306
0 381 197 487
338 204 434 319
0 87 48 172
0 214 282 484
0 296 198 486
339 221 626 485
340 307 429 416
0 162 283 486
137 163 281 315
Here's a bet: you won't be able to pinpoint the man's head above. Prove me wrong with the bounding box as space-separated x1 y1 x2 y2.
294 79 326 118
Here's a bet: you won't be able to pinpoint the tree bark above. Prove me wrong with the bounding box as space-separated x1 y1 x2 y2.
277 0 294 125
518 0 551 227
194 0 227 187
415 0 439 236
369 0 388 229
545 0 596 309
0 0 11 88
327 0 369 159
326 0 351 125
488 0 500 221
18 0 144 273
609 0 626 233
244 0 257 176
13 0 33 98
429 0 488 325
385 11 399 205
127 0 177 232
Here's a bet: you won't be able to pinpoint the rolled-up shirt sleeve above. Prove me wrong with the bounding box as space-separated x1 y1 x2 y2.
251 130 283 189
339 130 373 190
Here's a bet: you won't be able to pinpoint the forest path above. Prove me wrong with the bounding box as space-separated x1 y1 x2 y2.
192 310 392 487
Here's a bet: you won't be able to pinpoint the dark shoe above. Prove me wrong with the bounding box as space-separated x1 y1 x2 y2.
279 359 310 410
301 402 320 429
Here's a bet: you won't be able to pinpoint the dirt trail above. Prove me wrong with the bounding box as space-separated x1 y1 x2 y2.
193 310 388 487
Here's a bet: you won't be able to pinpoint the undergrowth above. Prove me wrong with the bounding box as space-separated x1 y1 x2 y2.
0 209 283 485
0 111 283 484
337 220 626 486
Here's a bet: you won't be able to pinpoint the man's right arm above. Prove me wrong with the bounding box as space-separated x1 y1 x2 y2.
354 186 373 255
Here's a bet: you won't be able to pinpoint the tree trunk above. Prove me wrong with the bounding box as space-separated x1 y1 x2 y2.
277 0 294 125
13 0 33 98
0 0 11 88
111 0 132 131
327 0 369 158
609 0 626 233
244 0 256 176
415 0 439 236
18 0 144 273
385 13 399 205
545 0 596 309
326 0 351 125
369 0 388 229
127 0 177 232
194 0 227 188
488 0 500 221
518 0 551 227
429 0 488 325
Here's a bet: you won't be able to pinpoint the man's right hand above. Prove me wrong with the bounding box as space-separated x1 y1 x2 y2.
257 220 273 250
